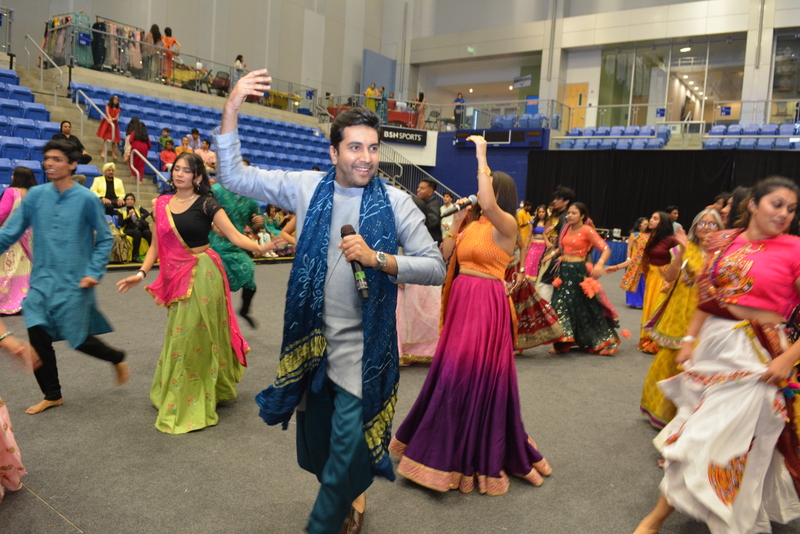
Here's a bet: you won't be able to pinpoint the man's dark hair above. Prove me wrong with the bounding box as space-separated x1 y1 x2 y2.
522 200 533 208
420 178 437 189
665 205 679 213
202 139 211 146
242 158 250 166
42 139 80 163
552 185 575 203
191 128 199 135
330 106 380 152
60 120 71 128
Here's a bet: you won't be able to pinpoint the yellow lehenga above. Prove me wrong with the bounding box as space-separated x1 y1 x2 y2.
639 242 704 428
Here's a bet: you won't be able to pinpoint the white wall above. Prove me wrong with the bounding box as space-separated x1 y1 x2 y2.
566 49 602 125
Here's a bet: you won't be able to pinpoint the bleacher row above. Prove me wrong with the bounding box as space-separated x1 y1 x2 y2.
702 123 800 150
490 113 552 129
71 82 331 173
558 125 671 150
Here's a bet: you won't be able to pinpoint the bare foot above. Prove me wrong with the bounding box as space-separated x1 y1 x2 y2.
632 520 659 534
114 361 130 385
26 398 63 414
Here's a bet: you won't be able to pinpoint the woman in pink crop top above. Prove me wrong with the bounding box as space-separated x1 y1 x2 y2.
543 202 620 355
391 135 553 495
635 177 800 534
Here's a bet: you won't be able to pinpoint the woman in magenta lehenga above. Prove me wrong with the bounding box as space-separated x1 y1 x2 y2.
524 204 549 280
0 168 35 315
396 282 441 365
390 135 551 496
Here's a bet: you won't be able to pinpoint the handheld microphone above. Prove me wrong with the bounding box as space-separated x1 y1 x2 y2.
440 194 478 217
341 225 369 300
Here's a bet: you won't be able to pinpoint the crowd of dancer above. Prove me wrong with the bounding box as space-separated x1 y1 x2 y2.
3 67 800 534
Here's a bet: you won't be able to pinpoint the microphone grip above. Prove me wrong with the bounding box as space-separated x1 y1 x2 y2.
341 224 369 300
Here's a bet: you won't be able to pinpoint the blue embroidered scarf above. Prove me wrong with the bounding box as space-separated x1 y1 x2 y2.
255 167 400 480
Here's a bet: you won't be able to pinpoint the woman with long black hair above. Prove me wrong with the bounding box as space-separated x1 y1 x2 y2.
636 211 677 354
390 135 552 495
117 153 272 434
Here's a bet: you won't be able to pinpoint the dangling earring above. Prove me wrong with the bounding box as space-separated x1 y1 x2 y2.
194 181 201 194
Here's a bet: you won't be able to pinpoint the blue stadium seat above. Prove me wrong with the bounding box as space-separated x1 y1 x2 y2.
0 115 10 136
609 126 625 136
10 118 37 139
721 138 739 149
615 139 632 149
583 127 597 137
76 165 101 179
500 114 517 129
760 123 778 136
624 126 640 136
0 158 11 184
775 138 794 150
517 114 533 128
0 137 26 160
703 138 722 149
594 126 610 136
36 121 61 140
573 139 588 149
755 138 774 150
531 113 547 128
743 124 761 136
11 159 43 183
20 102 49 122
0 69 20 85
726 124 744 136
0 98 23 118
70 82 94 102
631 138 647 149
586 139 602 149
779 124 797 136
86 99 107 120
709 125 727 136
559 139 575 149
738 138 757 149
24 139 47 161
656 125 671 143
7 86 34 103
646 138 664 149
599 139 616 149
639 125 655 136
567 127 583 137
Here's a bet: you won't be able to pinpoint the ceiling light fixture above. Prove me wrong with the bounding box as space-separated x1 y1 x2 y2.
469 88 473 93
688 81 694 85
683 75 688 79
699 91 703 95
509 85 513 90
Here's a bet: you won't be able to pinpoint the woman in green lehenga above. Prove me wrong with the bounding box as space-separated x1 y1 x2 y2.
117 153 272 434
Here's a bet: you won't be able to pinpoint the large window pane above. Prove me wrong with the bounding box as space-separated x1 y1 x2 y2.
705 36 746 124
598 49 634 127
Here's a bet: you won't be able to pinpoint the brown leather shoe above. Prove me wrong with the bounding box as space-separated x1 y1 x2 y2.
338 507 364 534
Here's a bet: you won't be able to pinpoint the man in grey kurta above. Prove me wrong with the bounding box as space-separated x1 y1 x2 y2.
215 70 445 534
0 140 128 415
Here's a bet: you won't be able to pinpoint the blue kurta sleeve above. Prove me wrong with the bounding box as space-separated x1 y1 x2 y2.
84 191 113 281
0 192 31 254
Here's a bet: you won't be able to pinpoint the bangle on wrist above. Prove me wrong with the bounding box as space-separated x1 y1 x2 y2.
477 167 491 175
0 330 13 343
519 267 525 274
681 335 696 344
137 269 147 279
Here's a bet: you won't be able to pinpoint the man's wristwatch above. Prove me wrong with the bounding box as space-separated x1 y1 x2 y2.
375 251 388 271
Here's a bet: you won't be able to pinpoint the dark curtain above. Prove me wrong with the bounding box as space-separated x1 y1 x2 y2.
527 150 800 231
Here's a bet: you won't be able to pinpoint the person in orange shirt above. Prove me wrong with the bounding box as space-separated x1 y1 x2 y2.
175 136 194 157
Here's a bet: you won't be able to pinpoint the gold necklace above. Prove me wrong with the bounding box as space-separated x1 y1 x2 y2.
174 194 197 203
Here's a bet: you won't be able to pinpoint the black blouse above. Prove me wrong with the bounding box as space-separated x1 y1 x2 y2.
170 195 222 247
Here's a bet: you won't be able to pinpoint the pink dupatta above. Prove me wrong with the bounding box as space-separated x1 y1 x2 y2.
146 195 249 366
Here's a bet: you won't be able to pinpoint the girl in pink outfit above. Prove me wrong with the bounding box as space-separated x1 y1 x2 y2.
0 168 35 314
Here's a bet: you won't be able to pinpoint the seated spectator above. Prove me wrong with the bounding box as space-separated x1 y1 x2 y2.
52 121 92 164
90 162 125 216
158 128 173 150
160 140 177 171
194 139 216 173
118 193 152 262
264 204 283 238
175 136 194 157
388 92 397 110
188 128 202 150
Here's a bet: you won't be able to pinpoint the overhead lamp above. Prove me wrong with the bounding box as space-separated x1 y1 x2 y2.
688 81 694 85
509 85 513 90
683 75 688 79
680 47 691 52
469 88 473 93
704 96 708 100
693 87 699 91
699 91 703 95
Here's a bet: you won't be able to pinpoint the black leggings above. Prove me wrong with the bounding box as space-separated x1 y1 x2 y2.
28 325 124 401
125 227 152 258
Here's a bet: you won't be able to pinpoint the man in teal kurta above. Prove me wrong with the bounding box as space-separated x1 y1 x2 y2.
0 140 129 415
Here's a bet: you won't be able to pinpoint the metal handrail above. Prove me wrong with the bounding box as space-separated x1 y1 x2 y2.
74 89 115 164
23 34 62 107
130 148 168 201
378 141 458 202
